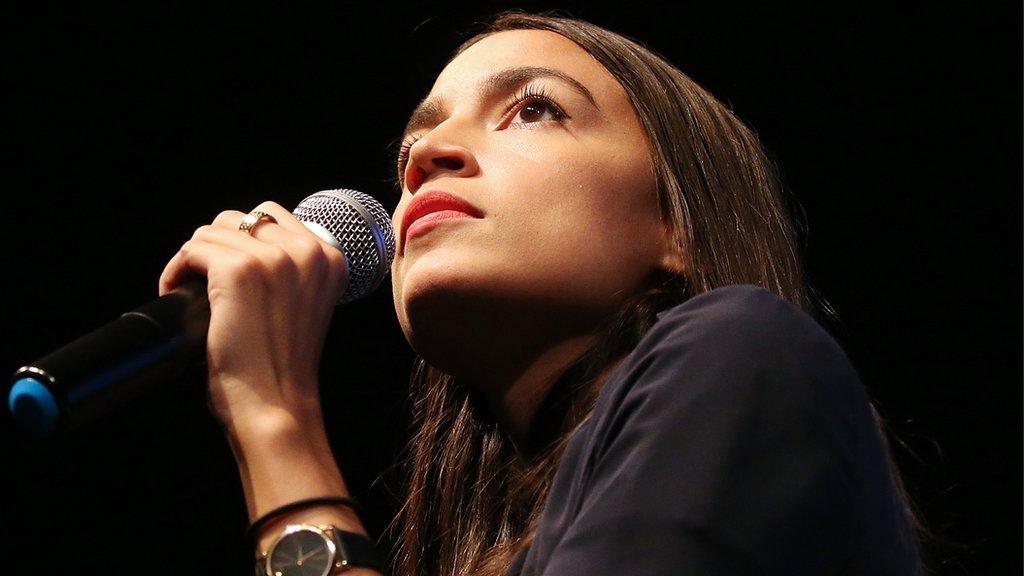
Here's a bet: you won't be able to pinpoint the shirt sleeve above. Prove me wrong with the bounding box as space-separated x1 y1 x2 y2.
535 285 882 575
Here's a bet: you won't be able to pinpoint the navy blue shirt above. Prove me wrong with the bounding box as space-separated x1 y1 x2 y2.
507 285 919 575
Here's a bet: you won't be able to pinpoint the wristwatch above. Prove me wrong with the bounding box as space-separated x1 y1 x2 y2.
256 524 382 575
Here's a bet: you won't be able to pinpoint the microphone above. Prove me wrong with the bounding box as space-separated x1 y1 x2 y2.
7 189 396 438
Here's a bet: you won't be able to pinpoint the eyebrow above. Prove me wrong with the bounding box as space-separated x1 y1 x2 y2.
402 66 598 138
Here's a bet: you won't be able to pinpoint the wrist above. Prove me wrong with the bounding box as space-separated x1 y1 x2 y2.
225 409 351 519
207 370 324 435
254 503 368 556
228 408 336 472
226 402 326 446
256 520 381 576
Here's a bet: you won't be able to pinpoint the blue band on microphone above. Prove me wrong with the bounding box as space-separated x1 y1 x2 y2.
8 377 59 437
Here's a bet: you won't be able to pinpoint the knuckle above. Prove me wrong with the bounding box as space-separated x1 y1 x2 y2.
230 252 262 276
190 225 212 241
266 246 301 282
266 245 291 269
308 249 329 280
290 236 325 267
295 234 322 256
322 251 346 289
253 200 283 215
212 210 243 227
325 249 347 276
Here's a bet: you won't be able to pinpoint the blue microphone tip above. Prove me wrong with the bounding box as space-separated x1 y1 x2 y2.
8 377 59 437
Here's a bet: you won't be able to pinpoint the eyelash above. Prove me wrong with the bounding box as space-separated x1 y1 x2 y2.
504 83 569 126
396 136 421 177
396 83 569 180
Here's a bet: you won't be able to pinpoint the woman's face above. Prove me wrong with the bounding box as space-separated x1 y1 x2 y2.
390 30 681 371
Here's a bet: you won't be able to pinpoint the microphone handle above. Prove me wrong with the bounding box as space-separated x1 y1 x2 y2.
9 279 210 437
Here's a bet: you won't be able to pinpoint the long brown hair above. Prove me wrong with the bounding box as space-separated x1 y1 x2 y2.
387 11 888 576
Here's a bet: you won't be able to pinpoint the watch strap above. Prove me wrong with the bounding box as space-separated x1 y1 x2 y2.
330 527 383 572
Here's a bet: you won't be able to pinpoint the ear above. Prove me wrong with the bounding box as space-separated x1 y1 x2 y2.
657 247 687 276
655 224 687 276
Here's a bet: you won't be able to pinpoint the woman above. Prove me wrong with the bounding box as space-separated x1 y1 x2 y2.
158 11 920 576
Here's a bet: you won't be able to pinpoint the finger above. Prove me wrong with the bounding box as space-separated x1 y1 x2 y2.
184 203 347 295
159 247 191 296
192 222 290 251
243 201 349 288
210 202 303 235
210 203 330 252
162 227 346 303
249 201 307 234
158 239 236 297
210 209 283 241
210 209 247 229
247 201 345 272
208 210 310 259
158 233 288 296
193 224 342 288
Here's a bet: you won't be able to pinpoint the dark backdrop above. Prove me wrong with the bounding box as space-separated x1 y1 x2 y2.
1 2 1019 574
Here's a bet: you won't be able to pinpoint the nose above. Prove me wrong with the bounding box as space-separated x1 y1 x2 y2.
403 124 480 193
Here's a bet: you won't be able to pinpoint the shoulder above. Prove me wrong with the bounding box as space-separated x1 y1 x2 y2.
595 284 867 446
649 284 833 359
640 284 857 394
539 285 916 576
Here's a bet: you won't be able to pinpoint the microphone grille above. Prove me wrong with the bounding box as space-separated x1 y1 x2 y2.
293 189 395 304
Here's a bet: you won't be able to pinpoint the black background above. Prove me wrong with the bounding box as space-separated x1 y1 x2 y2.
1 2 1019 574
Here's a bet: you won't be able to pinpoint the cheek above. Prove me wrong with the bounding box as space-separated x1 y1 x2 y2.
511 143 658 246
492 142 662 295
390 135 662 326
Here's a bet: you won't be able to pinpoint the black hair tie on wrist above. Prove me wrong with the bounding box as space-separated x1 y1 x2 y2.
246 496 365 545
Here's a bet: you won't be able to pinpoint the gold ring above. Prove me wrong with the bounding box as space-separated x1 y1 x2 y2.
239 210 277 236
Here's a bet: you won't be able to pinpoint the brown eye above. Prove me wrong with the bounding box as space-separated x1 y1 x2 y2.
514 100 561 124
520 102 548 122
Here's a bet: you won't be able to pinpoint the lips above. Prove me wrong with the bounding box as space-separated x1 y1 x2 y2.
400 190 483 248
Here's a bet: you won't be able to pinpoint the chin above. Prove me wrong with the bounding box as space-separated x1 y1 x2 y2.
393 258 491 363
397 263 568 379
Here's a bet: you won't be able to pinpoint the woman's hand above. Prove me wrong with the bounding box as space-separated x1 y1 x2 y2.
158 201 348 438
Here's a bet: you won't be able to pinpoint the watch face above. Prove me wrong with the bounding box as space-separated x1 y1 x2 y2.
268 527 336 576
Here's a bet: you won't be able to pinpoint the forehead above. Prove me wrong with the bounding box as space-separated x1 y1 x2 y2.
429 29 625 105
